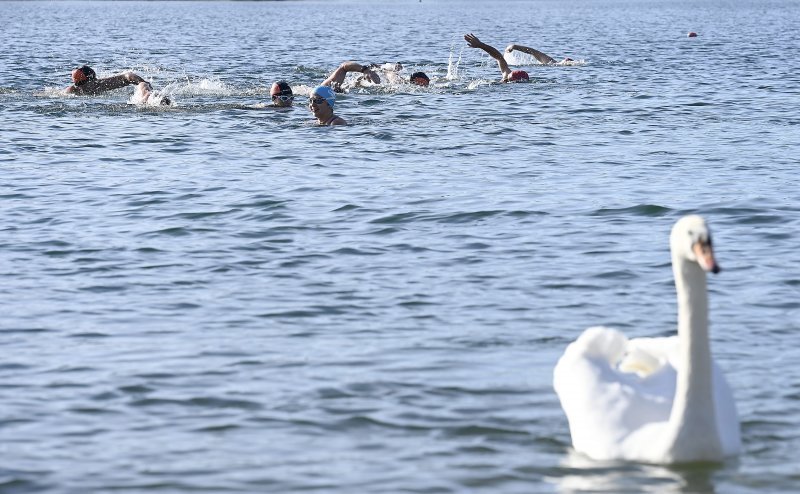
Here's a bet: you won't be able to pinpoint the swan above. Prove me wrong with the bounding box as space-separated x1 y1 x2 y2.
553 215 741 464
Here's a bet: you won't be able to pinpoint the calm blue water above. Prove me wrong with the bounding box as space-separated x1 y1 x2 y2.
1 0 799 492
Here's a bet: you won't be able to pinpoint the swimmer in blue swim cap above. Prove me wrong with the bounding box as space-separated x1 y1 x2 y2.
309 86 346 126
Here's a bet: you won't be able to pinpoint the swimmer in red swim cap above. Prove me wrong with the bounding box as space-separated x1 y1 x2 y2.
410 72 430 87
66 64 150 95
464 33 574 83
509 70 529 82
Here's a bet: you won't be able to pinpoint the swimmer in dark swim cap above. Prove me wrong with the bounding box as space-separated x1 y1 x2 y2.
65 64 150 95
464 33 573 83
269 81 294 108
322 61 430 92
410 72 430 87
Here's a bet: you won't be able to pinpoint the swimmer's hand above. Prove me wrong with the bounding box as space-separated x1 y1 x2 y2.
123 71 148 85
464 33 485 49
359 64 381 84
505 44 517 54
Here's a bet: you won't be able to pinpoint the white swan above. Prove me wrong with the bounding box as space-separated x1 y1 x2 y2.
553 215 741 464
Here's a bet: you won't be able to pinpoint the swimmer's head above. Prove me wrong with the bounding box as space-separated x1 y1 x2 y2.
311 86 336 109
72 65 97 86
410 72 430 87
270 80 293 107
509 70 529 82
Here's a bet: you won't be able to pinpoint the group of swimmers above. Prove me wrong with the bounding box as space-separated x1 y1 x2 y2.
64 34 571 126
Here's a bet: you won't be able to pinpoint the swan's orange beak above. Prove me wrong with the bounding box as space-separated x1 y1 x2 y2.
693 241 720 274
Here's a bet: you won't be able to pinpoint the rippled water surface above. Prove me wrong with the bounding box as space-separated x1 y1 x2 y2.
1 0 799 492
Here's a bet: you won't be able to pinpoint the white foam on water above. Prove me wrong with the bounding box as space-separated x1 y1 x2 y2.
292 84 315 97
40 86 70 97
165 77 235 96
467 79 494 90
558 59 586 66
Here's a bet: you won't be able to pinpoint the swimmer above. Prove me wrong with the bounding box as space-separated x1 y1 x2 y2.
464 34 531 83
131 81 172 106
465 34 572 83
269 81 294 108
322 61 379 93
322 61 430 93
308 86 346 126
239 81 294 110
409 71 431 87
65 65 150 95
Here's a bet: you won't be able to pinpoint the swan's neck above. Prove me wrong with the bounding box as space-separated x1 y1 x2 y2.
666 254 722 461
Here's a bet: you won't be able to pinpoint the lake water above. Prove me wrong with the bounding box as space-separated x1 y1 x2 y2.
1 0 799 492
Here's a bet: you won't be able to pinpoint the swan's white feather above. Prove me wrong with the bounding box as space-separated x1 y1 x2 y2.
554 327 740 462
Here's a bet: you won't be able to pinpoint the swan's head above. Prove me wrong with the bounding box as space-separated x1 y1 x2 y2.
670 215 720 274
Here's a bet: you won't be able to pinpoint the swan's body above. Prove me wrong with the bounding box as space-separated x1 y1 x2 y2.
554 215 741 464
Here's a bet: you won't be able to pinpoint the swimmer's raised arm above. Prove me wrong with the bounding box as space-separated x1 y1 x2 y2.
464 33 511 79
322 61 381 91
505 44 557 65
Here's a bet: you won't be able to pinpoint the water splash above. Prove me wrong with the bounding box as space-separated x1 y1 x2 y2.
128 83 172 107
447 43 464 80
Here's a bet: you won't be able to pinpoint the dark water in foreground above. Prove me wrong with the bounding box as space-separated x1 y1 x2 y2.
1 0 799 492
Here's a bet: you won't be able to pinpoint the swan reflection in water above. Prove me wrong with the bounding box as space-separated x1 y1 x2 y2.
549 450 736 493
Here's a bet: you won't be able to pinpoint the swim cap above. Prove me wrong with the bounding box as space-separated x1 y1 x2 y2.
72 65 96 85
270 80 292 97
312 86 336 108
509 70 529 82
410 72 430 87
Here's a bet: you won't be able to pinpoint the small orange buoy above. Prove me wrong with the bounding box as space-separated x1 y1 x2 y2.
688 32 698 37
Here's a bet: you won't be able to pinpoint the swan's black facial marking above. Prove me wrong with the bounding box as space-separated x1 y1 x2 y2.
687 228 712 247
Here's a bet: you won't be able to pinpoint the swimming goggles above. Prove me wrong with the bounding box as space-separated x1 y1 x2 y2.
271 94 294 102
